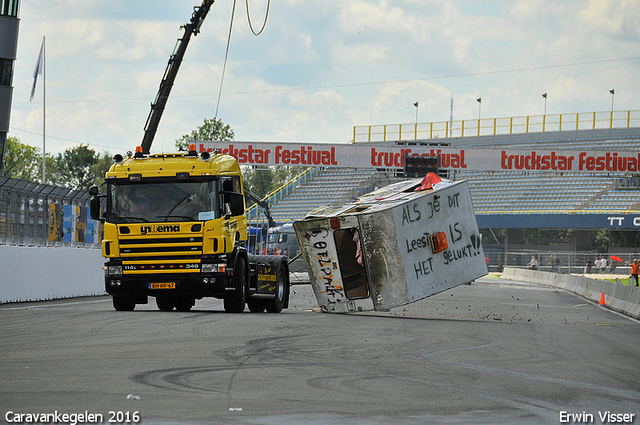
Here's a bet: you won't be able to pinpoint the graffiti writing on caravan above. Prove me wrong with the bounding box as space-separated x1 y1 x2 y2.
312 239 344 305
370 148 467 168
199 144 338 166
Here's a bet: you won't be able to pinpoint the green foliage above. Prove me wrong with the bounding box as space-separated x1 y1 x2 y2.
3 137 112 190
175 118 235 150
523 228 573 245
4 136 43 181
594 229 610 250
91 152 114 187
481 228 505 245
53 144 98 189
242 166 307 199
611 231 640 248
243 167 273 198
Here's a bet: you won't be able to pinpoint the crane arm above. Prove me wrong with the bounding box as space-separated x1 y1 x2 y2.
245 189 276 229
141 0 216 154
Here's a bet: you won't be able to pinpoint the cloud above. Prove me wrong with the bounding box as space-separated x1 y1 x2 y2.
7 0 640 156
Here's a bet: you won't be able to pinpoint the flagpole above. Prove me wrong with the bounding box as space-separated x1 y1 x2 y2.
42 36 46 182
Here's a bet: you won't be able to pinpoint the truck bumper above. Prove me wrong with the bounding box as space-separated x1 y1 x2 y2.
105 271 230 299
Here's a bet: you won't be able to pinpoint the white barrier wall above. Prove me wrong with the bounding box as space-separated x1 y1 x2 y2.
0 246 105 303
501 267 640 319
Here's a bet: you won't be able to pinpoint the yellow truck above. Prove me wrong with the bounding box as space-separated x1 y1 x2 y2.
89 145 289 312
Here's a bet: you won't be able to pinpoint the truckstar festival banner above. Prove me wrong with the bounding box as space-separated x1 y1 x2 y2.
197 141 640 173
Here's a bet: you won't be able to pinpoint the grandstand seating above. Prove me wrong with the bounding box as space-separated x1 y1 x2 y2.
268 168 387 223
461 172 620 212
268 168 639 222
262 134 640 223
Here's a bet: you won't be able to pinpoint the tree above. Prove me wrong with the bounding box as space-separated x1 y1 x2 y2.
91 152 114 187
3 136 44 181
243 167 274 198
594 229 610 251
175 118 235 150
173 118 305 200
243 166 308 199
53 144 97 189
51 144 113 190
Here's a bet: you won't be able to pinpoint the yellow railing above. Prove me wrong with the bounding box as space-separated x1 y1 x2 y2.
245 167 320 222
353 110 640 143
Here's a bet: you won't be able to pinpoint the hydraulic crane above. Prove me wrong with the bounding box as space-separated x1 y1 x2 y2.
90 1 291 313
141 0 216 154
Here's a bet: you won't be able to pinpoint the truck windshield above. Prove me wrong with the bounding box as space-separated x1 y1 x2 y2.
106 181 219 223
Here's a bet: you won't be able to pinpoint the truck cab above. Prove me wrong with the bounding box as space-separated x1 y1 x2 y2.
90 145 289 313
266 223 300 257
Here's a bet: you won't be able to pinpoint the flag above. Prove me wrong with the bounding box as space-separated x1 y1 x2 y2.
30 38 44 102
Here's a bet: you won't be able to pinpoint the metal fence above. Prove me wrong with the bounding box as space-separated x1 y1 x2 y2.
0 176 101 247
486 249 639 276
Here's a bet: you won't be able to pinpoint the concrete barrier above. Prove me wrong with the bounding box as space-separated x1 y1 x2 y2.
501 267 640 320
0 245 105 303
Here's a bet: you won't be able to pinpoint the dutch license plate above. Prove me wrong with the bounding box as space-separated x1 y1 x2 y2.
149 282 176 289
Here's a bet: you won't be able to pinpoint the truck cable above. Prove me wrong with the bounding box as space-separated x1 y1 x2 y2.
215 0 271 119
287 251 302 265
246 0 270 36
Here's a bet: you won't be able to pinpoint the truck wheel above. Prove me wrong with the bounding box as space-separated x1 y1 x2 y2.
247 299 266 313
156 296 174 311
266 264 287 313
113 296 135 311
175 296 194 312
224 254 247 313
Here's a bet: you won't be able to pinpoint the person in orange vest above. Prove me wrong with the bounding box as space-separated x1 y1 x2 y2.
631 259 639 287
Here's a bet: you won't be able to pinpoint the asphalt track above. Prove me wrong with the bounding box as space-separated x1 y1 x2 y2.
1 275 639 425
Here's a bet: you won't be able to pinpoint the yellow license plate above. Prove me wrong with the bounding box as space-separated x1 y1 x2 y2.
149 282 176 289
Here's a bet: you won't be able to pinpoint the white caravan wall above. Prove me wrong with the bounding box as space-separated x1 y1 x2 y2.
0 246 105 303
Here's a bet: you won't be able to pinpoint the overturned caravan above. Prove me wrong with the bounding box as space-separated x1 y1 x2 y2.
293 175 488 313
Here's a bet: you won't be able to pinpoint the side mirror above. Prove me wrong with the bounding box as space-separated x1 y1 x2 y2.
229 192 245 216
88 186 103 222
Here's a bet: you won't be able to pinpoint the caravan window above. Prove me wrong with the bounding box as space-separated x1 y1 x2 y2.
333 228 369 299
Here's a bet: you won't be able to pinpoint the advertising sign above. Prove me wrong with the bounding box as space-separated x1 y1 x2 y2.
197 140 640 173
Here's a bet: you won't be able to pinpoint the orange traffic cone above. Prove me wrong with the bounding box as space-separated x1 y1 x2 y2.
599 292 605 306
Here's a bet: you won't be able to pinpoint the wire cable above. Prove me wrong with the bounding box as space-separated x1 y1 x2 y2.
214 0 237 120
246 0 270 36
215 0 271 119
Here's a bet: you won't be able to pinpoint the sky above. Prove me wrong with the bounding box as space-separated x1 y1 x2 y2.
7 0 640 156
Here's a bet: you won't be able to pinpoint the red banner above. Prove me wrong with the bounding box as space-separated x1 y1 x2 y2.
197 141 640 173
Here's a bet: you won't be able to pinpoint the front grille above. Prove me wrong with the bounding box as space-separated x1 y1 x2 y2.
119 236 203 257
120 237 203 245
121 245 202 254
119 232 204 274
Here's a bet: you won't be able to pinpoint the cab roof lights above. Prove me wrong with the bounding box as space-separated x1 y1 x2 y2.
188 144 198 156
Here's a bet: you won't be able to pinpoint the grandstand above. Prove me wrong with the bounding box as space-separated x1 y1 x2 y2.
266 168 640 221
447 128 640 214
267 168 389 223
263 128 640 221
249 126 640 268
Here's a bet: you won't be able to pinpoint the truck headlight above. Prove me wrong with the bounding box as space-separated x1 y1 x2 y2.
202 263 217 273
202 263 226 273
108 265 123 276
